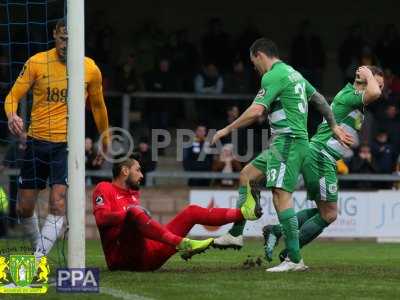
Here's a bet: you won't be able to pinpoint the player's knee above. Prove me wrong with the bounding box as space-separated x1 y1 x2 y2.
239 170 250 186
49 192 66 215
127 205 150 219
272 188 286 200
17 191 37 217
271 188 292 211
271 189 281 207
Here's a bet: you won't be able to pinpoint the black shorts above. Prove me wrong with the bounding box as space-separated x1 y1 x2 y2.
19 138 68 190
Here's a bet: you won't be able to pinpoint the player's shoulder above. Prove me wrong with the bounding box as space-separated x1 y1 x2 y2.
94 181 114 194
334 83 359 101
84 56 100 70
28 49 54 64
84 56 102 78
84 55 96 65
261 62 287 84
261 71 278 86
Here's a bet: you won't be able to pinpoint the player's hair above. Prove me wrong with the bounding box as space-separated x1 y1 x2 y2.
55 19 66 32
249 38 279 58
367 65 383 77
112 152 141 178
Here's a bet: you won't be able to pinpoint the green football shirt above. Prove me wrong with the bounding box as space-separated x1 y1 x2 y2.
253 61 316 139
311 83 364 160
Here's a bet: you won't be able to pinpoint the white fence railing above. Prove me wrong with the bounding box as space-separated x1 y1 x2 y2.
107 91 255 131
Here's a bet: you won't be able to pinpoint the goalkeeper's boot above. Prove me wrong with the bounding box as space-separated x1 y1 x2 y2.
266 257 308 272
262 224 282 262
178 238 214 261
213 233 243 250
240 182 263 221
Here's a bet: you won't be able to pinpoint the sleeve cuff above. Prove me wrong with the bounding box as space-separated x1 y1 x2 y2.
253 101 269 111
307 91 317 101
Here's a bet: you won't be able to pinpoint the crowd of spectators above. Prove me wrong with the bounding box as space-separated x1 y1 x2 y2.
86 16 260 98
1 16 400 189
87 18 400 96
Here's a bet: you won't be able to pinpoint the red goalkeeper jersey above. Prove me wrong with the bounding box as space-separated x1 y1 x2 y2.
92 182 141 267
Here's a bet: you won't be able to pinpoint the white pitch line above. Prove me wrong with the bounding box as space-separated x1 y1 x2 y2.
101 287 155 300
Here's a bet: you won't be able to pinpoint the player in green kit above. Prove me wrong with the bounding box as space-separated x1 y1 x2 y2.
211 38 352 272
263 66 384 267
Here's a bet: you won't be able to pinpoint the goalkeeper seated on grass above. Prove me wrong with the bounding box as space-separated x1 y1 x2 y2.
92 153 262 271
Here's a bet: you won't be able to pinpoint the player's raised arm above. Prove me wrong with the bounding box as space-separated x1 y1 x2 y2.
309 91 354 147
87 62 110 164
357 66 382 105
4 59 37 136
212 103 265 145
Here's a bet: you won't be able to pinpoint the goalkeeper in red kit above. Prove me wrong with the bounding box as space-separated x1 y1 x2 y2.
93 153 262 271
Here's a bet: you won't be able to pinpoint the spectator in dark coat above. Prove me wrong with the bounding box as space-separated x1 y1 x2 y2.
135 138 157 186
163 29 199 91
144 57 178 130
379 105 400 154
194 63 224 95
115 53 144 93
224 59 252 94
349 144 379 189
370 130 396 174
183 125 213 186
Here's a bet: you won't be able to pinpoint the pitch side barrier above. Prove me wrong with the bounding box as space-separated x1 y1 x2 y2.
108 91 255 131
3 169 400 187
144 171 400 187
3 169 399 187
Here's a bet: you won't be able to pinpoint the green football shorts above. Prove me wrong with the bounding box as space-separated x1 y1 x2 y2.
302 143 338 202
250 136 309 193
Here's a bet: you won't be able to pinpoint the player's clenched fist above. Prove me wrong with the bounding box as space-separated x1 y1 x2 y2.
7 113 24 137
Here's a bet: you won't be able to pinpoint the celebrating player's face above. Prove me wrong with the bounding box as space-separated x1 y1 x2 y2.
53 26 68 62
125 160 143 190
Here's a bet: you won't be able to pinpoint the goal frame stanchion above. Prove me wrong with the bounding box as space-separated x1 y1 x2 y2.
67 0 86 268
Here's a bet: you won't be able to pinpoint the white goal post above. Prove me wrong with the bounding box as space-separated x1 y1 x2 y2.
67 0 86 268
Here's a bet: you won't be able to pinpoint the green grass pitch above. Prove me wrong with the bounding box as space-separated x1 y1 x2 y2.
1 239 400 300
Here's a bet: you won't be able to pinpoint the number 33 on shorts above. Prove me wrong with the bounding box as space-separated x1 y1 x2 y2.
266 169 277 182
